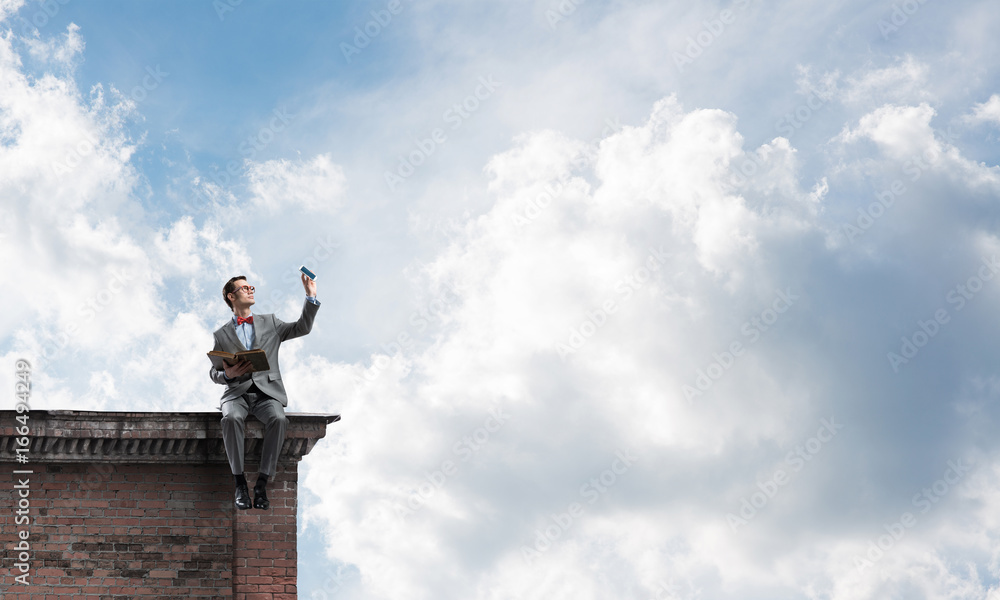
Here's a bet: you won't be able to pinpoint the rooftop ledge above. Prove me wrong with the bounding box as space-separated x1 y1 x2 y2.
0 410 340 464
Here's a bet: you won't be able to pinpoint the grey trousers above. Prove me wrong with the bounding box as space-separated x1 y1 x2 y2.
220 384 287 478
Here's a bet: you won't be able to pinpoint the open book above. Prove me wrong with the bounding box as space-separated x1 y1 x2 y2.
207 349 270 373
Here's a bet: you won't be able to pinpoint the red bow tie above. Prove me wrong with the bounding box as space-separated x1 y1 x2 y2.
236 315 254 325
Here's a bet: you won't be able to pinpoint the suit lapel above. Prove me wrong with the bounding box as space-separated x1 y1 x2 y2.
223 322 248 352
254 314 271 350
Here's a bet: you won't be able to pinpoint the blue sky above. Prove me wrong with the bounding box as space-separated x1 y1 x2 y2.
3 0 1000 598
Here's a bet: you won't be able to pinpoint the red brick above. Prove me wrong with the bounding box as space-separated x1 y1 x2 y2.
0 411 335 598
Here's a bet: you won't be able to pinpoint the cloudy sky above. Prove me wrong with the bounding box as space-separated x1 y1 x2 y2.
3 0 1000 598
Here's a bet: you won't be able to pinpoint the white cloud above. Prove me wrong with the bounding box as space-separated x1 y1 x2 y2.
835 102 999 196
299 92 841 599
0 20 273 409
152 215 203 276
24 21 84 65
294 47 1000 594
840 55 931 107
838 103 940 159
966 94 1000 126
0 0 23 22
4 4 1000 600
247 153 347 214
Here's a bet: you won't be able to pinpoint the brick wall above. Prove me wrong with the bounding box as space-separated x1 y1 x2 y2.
0 411 336 599
233 462 298 600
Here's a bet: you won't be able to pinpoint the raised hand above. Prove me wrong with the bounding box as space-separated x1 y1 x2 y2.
301 272 317 297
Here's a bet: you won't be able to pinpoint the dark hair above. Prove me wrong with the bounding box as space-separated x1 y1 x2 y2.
223 275 247 311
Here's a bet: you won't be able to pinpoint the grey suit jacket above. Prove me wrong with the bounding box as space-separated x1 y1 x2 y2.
210 298 320 409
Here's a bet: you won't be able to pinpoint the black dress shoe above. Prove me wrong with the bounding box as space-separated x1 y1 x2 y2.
253 485 269 510
235 482 252 510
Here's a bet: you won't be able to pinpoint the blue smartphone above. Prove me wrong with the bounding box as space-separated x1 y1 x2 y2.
299 265 317 280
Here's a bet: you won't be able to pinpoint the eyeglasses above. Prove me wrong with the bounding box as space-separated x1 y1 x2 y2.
237 285 255 294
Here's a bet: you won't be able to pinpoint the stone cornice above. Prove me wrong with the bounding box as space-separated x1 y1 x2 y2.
0 410 340 464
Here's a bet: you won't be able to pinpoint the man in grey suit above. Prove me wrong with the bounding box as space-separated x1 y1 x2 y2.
210 273 319 509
